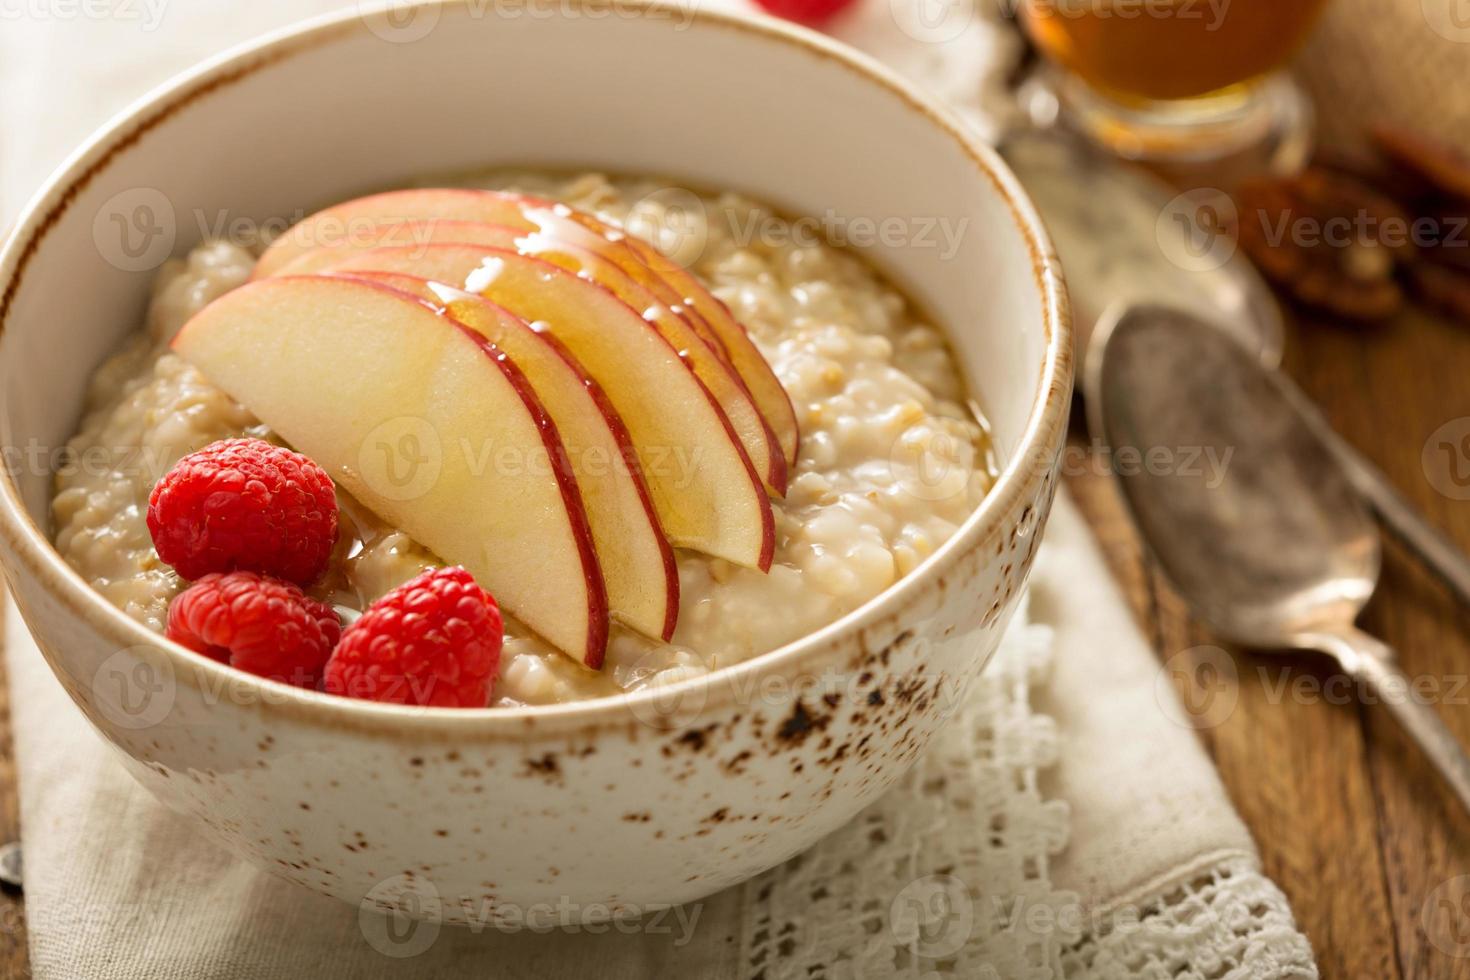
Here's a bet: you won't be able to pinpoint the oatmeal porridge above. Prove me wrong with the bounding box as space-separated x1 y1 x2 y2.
51 173 993 707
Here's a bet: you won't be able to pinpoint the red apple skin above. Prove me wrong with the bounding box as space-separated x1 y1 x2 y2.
172 275 610 668
441 307 611 668
337 270 680 642
254 189 800 472
319 244 775 572
271 219 788 497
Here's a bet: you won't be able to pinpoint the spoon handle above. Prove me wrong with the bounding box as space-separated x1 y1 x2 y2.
1278 377 1470 610
1311 627 1470 814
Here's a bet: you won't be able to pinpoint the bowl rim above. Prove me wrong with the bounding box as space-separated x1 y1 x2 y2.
0 0 1073 738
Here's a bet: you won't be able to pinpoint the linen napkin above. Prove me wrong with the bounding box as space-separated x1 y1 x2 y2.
0 2 1317 977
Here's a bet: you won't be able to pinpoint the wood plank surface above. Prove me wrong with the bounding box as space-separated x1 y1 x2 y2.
1066 303 1470 980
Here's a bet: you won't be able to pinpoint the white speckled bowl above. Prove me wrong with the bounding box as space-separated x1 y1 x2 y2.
0 1 1070 923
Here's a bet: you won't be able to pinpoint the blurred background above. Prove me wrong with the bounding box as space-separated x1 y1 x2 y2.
3 2 1470 978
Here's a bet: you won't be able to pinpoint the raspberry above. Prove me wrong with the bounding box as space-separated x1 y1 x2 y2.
323 567 503 708
148 437 338 585
751 0 854 25
166 571 341 688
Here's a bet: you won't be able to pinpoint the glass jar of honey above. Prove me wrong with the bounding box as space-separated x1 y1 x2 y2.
1019 0 1330 166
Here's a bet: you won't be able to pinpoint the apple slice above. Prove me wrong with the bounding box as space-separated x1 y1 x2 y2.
255 189 800 469
336 270 678 641
172 275 610 666
275 219 786 495
320 244 775 570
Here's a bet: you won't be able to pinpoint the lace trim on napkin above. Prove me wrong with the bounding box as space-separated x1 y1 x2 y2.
737 600 1317 979
1060 854 1318 980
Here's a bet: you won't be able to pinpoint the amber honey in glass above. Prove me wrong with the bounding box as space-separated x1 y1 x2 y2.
1019 0 1331 165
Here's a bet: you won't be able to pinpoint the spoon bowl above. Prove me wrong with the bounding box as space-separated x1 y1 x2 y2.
1089 304 1377 644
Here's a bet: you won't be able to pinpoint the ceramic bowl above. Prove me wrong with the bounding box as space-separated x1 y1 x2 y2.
0 1 1070 923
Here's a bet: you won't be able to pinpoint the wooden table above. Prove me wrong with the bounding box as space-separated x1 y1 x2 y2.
0 309 1463 978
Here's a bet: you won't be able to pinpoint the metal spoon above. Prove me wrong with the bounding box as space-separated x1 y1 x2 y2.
1089 304 1470 813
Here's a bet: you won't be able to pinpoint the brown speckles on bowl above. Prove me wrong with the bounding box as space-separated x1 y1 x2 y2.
722 750 753 775
775 701 826 746
664 723 719 756
523 753 561 782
